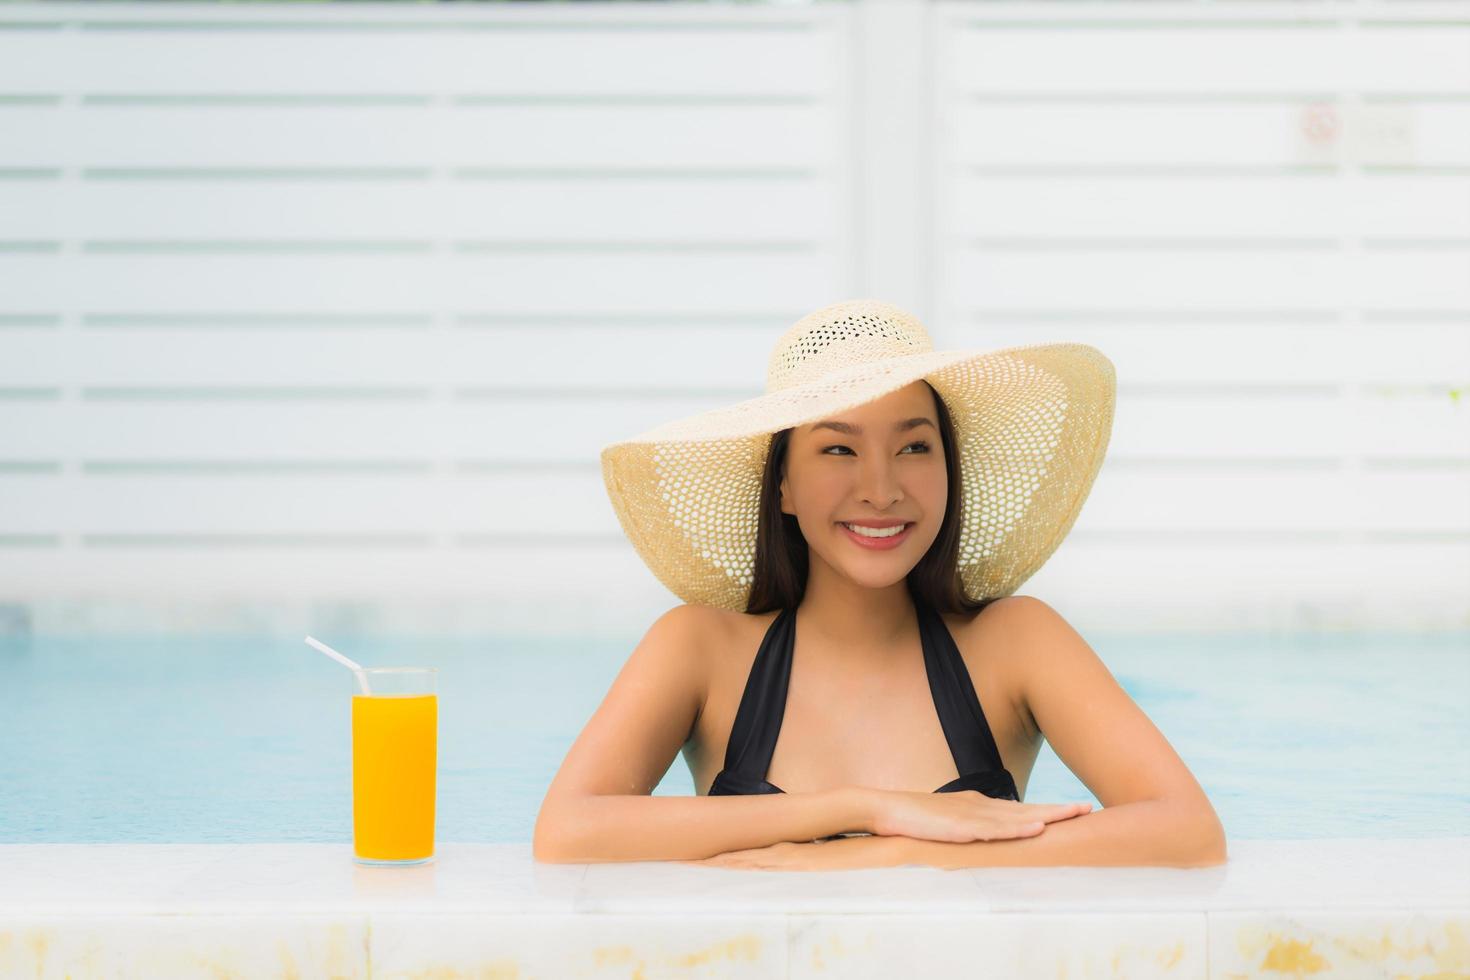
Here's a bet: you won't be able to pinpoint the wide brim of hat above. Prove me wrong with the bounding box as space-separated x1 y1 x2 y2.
600 341 1116 611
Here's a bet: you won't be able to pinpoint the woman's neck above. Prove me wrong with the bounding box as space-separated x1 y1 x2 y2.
795 561 919 659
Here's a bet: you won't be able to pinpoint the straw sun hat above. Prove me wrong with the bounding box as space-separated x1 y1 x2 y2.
599 299 1116 612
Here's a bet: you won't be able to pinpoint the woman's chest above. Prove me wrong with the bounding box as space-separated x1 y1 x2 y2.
683 611 1040 798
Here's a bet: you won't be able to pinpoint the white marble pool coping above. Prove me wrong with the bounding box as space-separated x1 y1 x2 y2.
1 839 1467 978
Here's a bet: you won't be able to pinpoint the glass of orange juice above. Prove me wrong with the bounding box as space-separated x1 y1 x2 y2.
351 666 437 865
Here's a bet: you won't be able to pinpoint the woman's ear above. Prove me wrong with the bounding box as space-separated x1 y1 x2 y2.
776 430 794 516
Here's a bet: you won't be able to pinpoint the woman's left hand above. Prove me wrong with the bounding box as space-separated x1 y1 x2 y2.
679 834 910 872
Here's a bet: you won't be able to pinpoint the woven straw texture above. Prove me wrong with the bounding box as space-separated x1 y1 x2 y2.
600 299 1116 612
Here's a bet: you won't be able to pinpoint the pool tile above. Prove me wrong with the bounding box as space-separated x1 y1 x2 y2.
964 863 1230 912
788 913 1207 979
579 860 988 913
0 914 367 979
1207 909 1470 979
369 912 786 979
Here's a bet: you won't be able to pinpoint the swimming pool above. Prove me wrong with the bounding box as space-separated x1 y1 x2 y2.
2 628 1467 843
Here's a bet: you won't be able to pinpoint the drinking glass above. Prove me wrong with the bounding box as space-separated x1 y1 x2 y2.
351 667 437 865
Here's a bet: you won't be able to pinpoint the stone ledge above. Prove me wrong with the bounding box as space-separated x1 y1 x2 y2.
1 840 1466 978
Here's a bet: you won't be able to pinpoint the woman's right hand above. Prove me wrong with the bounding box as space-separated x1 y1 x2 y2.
865 788 1093 843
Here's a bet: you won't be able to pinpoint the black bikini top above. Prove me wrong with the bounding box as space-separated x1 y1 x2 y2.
707 600 1020 801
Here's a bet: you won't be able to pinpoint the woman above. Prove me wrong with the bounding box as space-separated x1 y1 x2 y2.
533 299 1226 871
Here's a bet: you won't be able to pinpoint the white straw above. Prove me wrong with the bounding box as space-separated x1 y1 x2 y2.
304 635 373 695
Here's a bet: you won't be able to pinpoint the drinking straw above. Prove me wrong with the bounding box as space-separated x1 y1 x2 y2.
304 635 373 695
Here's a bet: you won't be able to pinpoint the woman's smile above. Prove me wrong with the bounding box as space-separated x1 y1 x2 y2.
837 520 916 550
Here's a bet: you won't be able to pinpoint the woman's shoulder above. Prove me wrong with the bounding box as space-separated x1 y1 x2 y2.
672 603 781 657
939 593 1053 637
647 605 785 680
651 605 780 735
940 594 1056 741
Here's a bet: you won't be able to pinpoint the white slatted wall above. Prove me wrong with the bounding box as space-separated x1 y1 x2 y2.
0 0 1465 635
0 1 859 636
928 2 1469 632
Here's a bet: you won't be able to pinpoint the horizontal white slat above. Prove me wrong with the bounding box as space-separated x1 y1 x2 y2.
0 253 849 308
0 471 613 535
1411 103 1470 164
1357 396 1470 458
0 326 783 388
944 24 1470 93
950 176 1470 239
0 104 839 169
0 398 709 462
9 248 1459 313
4 311 1465 387
0 179 840 239
949 321 1470 386
0 469 1465 534
1351 27 1470 93
1356 179 1470 238
3 317 1465 390
1110 392 1469 459
0 545 659 607
0 15 845 93
945 103 1470 168
1080 469 1470 531
941 251 1470 309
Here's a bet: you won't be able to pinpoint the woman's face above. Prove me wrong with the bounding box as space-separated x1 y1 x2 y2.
779 381 948 590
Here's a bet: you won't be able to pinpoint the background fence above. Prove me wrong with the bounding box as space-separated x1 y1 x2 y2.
1 0 1466 635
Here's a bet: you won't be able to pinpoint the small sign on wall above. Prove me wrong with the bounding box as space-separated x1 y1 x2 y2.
1294 101 1417 167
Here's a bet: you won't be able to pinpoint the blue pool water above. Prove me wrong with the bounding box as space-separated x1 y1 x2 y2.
1 628 1467 843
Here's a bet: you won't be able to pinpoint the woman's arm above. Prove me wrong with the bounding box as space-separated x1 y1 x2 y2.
686 799 1225 871
894 799 1227 869
537 786 873 863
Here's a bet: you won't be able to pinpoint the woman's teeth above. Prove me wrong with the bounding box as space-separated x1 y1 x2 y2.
843 523 909 538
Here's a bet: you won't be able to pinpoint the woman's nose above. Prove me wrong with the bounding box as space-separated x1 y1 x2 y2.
854 457 903 506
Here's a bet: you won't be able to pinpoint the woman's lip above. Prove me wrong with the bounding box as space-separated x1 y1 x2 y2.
837 521 914 550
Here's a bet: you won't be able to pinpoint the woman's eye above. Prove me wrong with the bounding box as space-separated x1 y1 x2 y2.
821 442 931 456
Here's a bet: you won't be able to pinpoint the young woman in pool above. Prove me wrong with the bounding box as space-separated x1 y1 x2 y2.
533 299 1226 871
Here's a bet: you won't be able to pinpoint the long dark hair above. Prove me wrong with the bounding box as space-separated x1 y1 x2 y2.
744 381 998 619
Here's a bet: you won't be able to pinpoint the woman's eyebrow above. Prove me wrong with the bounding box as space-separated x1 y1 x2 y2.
810 417 935 435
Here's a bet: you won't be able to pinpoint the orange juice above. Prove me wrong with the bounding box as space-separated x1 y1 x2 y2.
352 693 437 862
